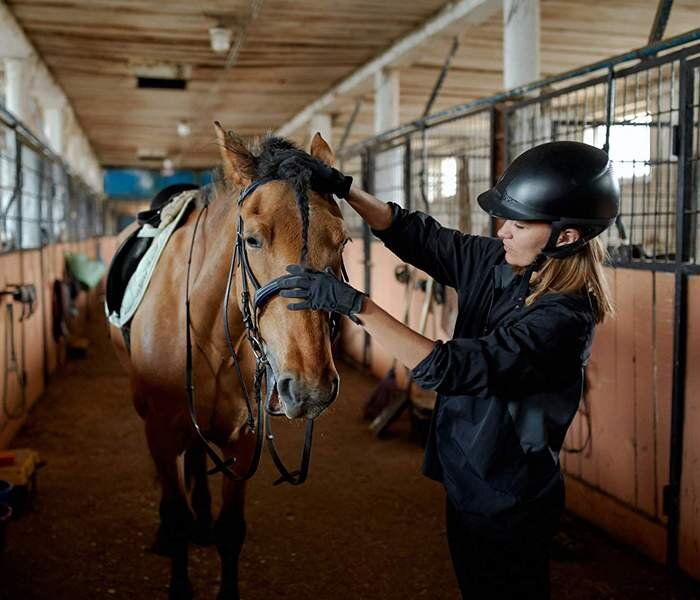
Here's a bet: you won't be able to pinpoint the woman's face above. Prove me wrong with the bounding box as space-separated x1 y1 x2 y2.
497 220 551 266
497 220 580 267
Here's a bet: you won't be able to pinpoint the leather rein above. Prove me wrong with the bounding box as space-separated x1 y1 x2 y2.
184 176 347 485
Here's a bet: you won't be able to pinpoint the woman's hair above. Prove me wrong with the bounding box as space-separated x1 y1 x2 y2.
517 236 614 324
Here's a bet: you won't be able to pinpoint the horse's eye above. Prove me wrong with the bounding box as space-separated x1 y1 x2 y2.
246 236 262 248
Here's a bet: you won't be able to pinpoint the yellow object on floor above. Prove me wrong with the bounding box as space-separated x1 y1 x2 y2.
0 448 41 487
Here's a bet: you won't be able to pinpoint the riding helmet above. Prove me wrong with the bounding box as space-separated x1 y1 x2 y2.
477 141 620 258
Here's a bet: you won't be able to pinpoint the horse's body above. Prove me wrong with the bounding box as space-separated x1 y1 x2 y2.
109 130 347 599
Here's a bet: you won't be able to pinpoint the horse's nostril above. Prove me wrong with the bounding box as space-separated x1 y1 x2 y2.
277 376 293 401
328 376 339 403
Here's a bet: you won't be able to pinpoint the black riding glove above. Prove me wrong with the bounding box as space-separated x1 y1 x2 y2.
278 156 353 199
278 265 365 324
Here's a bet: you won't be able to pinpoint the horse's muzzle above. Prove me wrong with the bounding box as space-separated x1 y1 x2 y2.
276 373 339 419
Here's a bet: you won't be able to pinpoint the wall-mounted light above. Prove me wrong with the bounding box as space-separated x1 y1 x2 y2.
209 26 233 54
177 120 191 138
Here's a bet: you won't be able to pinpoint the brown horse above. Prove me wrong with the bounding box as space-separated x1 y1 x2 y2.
109 125 348 599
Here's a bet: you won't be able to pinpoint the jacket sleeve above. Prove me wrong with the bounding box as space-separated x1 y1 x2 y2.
410 304 593 396
371 202 501 289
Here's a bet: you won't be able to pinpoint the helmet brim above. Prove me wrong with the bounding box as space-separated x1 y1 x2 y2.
477 188 556 222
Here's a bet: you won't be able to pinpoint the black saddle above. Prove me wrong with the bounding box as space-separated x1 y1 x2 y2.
106 183 199 317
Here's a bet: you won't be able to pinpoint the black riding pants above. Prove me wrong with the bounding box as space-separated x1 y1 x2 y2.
445 483 564 600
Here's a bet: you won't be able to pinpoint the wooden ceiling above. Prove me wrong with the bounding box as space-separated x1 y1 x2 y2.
6 0 700 169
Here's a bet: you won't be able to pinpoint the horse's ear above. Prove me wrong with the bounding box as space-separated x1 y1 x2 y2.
309 132 335 167
214 121 255 187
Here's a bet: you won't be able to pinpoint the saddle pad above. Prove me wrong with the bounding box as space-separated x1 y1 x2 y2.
106 189 198 328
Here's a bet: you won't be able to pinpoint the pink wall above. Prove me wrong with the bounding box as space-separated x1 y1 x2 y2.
0 237 118 449
680 277 700 579
562 269 674 563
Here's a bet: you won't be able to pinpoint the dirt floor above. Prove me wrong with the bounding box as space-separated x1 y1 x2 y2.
2 310 700 600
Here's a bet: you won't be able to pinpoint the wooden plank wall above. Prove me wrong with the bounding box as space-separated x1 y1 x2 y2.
0 237 119 449
342 254 700 581
561 267 675 563
680 276 700 580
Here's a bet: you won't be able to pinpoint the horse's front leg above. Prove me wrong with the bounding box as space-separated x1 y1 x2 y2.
215 432 255 600
186 444 214 546
146 417 194 600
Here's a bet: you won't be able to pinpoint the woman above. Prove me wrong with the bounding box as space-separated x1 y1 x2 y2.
278 141 619 598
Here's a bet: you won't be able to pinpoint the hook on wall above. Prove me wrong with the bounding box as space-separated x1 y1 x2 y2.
0 284 37 321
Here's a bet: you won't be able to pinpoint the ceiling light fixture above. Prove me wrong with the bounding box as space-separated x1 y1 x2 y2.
137 148 166 161
176 120 191 138
209 26 233 54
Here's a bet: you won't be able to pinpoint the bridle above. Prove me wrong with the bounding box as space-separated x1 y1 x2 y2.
185 175 347 486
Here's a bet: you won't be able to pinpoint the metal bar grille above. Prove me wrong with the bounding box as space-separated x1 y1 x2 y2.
0 115 103 254
337 43 700 272
406 110 493 235
504 52 694 266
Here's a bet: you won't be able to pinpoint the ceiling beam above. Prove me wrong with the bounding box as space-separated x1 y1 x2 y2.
648 0 673 44
275 0 501 138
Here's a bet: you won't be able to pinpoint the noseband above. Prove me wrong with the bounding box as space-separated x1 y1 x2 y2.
185 176 347 486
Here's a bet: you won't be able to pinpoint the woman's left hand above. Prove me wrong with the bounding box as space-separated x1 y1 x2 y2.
278 265 365 323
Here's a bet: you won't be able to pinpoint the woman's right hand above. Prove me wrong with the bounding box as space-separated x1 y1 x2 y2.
279 154 393 230
279 155 353 198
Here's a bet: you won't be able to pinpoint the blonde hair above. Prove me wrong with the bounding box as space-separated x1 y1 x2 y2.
515 237 614 324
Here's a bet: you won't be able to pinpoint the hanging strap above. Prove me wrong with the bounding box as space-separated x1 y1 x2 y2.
185 205 264 481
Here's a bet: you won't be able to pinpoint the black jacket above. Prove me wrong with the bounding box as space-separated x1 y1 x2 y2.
372 204 597 516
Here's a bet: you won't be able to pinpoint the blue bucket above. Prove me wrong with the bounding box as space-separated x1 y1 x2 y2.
0 481 11 505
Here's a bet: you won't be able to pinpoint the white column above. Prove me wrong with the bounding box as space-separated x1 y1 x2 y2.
374 68 400 134
4 58 31 123
2 58 32 249
503 0 540 90
43 102 65 155
64 120 80 171
373 68 403 206
309 112 332 148
6 59 42 248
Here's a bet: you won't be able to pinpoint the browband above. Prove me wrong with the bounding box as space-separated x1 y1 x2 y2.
239 176 281 205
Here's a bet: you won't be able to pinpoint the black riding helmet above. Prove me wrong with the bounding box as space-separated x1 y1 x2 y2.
477 141 620 261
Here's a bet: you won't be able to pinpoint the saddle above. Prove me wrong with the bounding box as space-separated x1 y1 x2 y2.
105 183 200 335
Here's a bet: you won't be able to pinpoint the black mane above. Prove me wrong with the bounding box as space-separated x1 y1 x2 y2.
253 136 306 179
250 135 319 263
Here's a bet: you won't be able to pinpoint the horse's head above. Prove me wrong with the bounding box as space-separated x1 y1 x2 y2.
215 123 349 420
